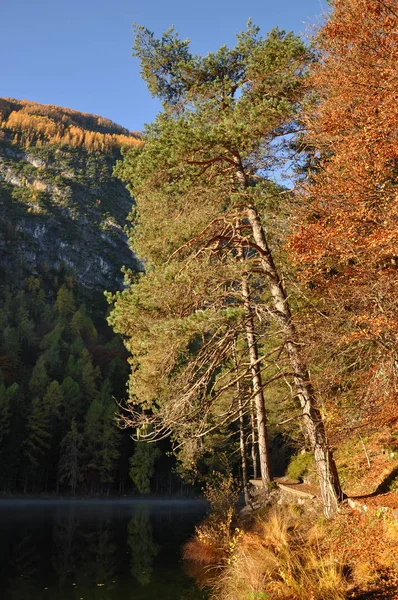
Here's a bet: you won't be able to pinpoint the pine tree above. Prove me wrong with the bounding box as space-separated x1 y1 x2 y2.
70 304 97 343
83 398 103 490
60 376 82 422
110 23 343 515
129 442 160 494
0 382 11 446
58 419 83 493
29 356 49 397
54 284 76 316
78 349 99 404
23 397 51 490
99 380 121 485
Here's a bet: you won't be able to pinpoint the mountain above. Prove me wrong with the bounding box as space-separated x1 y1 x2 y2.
0 98 142 292
0 99 148 494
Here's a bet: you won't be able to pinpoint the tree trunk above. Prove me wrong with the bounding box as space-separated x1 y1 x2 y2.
233 346 250 504
250 399 259 479
246 204 343 518
238 395 250 505
241 274 272 489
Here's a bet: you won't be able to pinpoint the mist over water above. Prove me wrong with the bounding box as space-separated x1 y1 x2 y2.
0 499 208 600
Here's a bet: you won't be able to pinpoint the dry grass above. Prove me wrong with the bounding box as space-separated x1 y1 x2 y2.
210 506 347 600
182 473 242 569
182 507 241 567
335 427 398 496
183 537 224 565
184 458 398 600
316 503 398 597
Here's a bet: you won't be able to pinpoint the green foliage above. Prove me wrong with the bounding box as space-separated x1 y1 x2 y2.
55 284 76 316
127 508 159 585
286 452 315 481
23 396 51 471
203 472 240 518
0 272 138 494
29 357 49 396
110 21 309 484
58 419 83 493
70 304 97 342
129 442 160 494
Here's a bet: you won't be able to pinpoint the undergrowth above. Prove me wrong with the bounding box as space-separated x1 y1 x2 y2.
183 472 241 565
211 505 346 600
286 452 315 482
185 496 398 599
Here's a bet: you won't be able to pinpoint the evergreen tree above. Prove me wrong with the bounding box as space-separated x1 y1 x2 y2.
2 326 21 368
0 382 11 446
98 380 121 487
60 376 82 423
0 273 133 493
83 398 103 490
70 304 97 343
129 442 160 494
29 356 49 397
54 284 76 317
23 397 51 490
43 380 63 418
78 349 99 404
58 419 83 493
110 23 343 515
83 380 121 491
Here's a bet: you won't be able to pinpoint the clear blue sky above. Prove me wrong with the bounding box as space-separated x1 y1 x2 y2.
0 0 328 132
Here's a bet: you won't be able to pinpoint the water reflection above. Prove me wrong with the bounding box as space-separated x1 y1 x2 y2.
0 499 207 600
127 506 158 585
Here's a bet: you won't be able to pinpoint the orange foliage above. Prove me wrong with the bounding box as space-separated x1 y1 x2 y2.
0 98 142 152
290 0 398 429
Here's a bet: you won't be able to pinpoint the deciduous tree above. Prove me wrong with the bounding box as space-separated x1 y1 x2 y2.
290 0 398 432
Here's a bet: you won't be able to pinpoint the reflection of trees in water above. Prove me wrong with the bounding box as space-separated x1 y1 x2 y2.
52 506 119 594
52 504 79 586
3 532 39 599
127 506 159 586
79 519 118 588
0 504 207 600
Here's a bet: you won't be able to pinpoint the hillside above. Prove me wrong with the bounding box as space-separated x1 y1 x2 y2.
0 100 159 495
0 98 142 291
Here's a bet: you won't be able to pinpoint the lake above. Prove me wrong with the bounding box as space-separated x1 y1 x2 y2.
0 499 209 600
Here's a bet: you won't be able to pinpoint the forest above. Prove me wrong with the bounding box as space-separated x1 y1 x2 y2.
0 99 185 496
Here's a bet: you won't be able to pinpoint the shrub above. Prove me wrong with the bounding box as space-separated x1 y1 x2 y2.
183 472 242 566
287 452 315 482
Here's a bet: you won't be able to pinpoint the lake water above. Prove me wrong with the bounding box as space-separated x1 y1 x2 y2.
0 499 209 600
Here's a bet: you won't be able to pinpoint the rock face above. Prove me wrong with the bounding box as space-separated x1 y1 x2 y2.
0 98 142 292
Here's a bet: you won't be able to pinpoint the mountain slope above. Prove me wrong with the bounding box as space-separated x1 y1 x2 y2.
0 98 142 291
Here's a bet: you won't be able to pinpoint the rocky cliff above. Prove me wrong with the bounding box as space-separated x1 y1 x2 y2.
0 98 142 292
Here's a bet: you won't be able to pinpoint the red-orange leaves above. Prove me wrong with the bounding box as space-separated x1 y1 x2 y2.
290 0 398 430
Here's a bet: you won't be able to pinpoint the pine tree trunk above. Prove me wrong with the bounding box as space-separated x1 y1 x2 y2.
246 204 343 518
250 399 258 479
241 274 272 490
234 349 250 504
233 344 250 503
238 397 250 505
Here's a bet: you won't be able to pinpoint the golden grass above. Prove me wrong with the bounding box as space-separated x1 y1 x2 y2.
183 537 224 565
210 506 347 600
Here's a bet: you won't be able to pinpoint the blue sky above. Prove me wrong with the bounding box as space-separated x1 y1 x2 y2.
0 0 328 132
